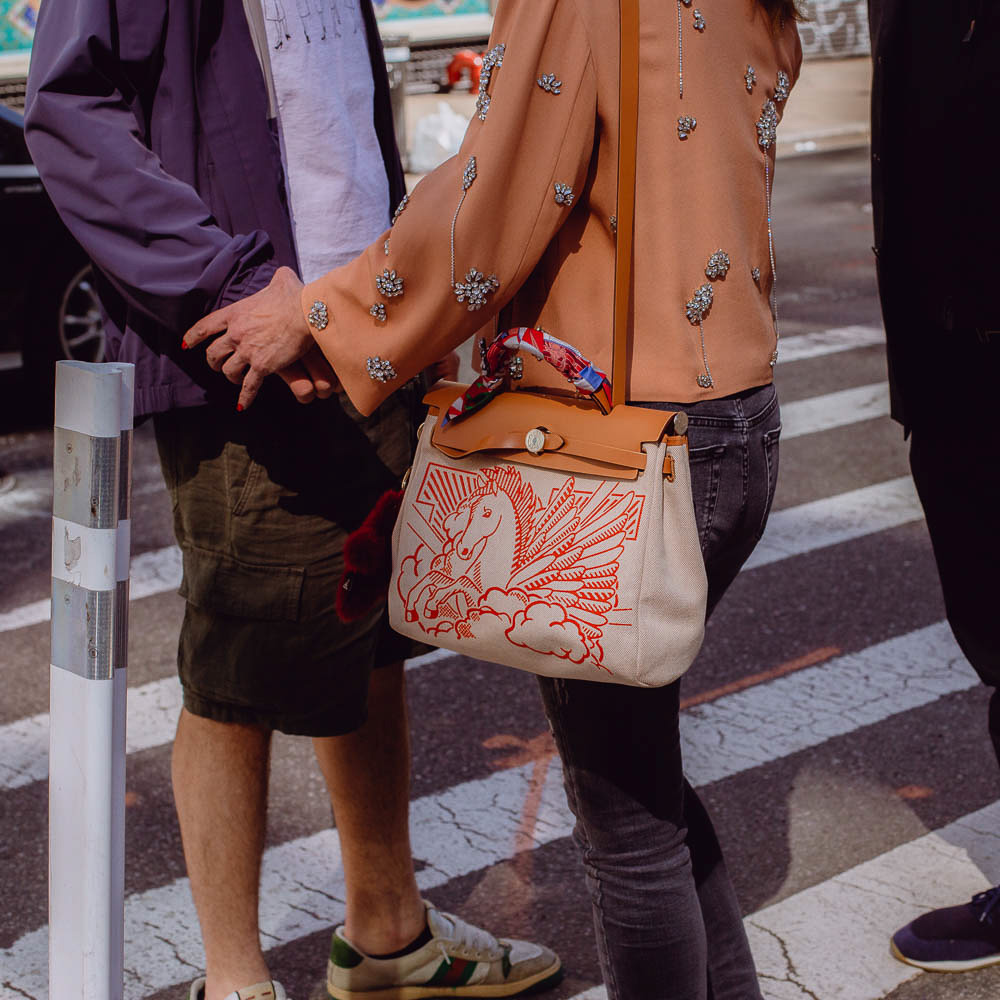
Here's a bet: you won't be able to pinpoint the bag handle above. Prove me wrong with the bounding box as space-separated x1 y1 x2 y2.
612 0 640 409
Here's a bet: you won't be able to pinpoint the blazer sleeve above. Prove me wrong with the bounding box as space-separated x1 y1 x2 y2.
302 0 597 416
23 0 275 336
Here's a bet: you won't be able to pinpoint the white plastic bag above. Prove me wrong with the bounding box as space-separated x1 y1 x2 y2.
408 101 472 174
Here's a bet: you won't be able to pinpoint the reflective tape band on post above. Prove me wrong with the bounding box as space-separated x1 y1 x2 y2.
114 364 134 676
52 429 120 529
50 579 116 680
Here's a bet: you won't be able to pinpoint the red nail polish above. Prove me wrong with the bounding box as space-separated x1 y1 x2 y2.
236 404 243 412
180 341 188 350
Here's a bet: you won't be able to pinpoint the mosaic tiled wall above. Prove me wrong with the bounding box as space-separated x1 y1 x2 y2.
373 0 491 21
0 0 38 54
799 0 871 59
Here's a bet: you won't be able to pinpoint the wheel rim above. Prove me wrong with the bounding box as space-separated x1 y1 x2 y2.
57 266 105 363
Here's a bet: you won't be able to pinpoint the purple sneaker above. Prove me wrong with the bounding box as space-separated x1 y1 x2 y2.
891 885 1000 972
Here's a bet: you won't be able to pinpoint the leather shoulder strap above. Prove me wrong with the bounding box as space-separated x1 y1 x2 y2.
612 0 640 407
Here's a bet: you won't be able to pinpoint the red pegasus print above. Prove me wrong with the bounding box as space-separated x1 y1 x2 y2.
398 463 643 670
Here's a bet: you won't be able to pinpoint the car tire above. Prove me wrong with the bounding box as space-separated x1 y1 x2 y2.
22 259 105 410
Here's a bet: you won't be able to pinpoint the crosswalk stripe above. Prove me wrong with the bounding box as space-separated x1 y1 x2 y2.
566 799 1000 1000
681 622 972 787
0 544 183 634
780 381 890 439
0 620 976 997
0 470 919 640
747 798 1000 1000
0 647 456 793
744 476 923 571
777 324 884 363
0 324 891 639
0 758 574 999
1 616 969 795
0 479 934 793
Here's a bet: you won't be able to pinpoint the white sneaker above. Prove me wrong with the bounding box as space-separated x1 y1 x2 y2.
326 901 562 999
188 978 289 1000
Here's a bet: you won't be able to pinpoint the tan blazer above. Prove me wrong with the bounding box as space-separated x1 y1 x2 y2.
303 0 802 416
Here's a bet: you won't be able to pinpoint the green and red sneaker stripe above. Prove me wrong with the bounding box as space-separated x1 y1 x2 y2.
426 957 479 988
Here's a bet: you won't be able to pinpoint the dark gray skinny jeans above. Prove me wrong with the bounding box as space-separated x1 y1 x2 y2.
538 382 781 1000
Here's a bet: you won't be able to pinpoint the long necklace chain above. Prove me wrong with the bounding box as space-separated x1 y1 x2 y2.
765 157 779 365
676 1 685 98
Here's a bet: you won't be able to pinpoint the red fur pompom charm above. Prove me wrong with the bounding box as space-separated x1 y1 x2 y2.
335 488 404 622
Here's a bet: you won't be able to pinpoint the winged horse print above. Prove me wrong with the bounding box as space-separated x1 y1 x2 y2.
398 463 644 670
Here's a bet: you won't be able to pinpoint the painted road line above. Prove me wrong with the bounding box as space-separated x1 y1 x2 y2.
0 758 573 999
744 476 923 571
564 799 1000 1000
0 621 976 991
781 382 890 439
0 621 966 793
747 798 1000 1000
777 324 884 364
0 646 459 792
0 473 919 636
0 543 182 634
681 621 973 787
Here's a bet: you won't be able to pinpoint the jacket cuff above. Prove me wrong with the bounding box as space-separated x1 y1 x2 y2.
216 258 280 312
301 280 395 416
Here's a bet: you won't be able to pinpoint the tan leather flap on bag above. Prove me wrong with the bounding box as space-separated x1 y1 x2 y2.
423 382 685 481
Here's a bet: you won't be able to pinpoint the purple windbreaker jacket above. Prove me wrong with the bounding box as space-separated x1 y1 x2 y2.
24 0 405 417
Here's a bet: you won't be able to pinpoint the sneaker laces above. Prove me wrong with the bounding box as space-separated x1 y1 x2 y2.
973 885 1000 925
433 911 503 964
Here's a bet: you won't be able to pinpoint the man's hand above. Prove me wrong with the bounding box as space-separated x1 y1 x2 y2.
183 266 339 410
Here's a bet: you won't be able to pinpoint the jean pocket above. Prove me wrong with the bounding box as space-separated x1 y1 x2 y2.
687 444 726 552
754 426 782 543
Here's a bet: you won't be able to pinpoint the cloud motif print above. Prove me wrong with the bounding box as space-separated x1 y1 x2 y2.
397 463 644 674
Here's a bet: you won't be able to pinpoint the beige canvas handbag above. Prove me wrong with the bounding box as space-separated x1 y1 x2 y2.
386 0 708 686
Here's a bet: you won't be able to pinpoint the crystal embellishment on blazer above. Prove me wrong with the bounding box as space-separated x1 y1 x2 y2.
383 239 390 256
685 283 714 324
610 215 618 234
454 268 499 311
697 373 714 388
391 195 409 226
756 99 778 150
693 8 706 30
462 156 478 190
751 266 761 282
476 43 506 121
705 250 731 280
366 357 397 383
774 70 791 103
450 158 479 289
537 73 562 95
677 116 697 140
307 300 329 331
375 269 404 298
554 183 574 207
369 303 387 323
745 65 757 92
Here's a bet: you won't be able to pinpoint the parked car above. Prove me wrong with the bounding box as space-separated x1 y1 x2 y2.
0 103 105 399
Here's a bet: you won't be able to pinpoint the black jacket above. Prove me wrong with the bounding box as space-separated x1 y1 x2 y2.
868 0 1000 429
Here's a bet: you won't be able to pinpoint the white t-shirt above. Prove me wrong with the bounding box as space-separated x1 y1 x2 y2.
260 0 391 283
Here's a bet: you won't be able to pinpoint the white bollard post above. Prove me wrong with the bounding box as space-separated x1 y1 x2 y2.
49 361 134 1000
111 365 133 1000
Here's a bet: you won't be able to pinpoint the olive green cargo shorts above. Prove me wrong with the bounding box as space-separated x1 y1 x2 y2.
153 383 422 737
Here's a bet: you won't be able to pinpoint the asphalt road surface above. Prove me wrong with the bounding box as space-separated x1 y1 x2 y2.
3 146 999 1000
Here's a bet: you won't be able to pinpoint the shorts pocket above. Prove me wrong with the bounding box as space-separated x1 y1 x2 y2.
179 545 304 622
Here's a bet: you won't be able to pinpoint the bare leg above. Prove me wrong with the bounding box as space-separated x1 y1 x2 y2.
313 662 426 953
172 709 273 1000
